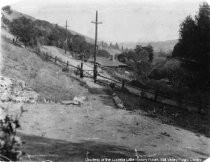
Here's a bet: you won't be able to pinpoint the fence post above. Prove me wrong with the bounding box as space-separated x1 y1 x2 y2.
178 97 182 109
45 52 48 60
154 90 158 102
66 61 69 70
55 56 57 63
94 64 97 83
80 62 83 78
141 89 145 98
121 79 125 90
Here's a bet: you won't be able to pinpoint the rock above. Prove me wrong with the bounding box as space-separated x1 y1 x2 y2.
161 132 170 137
0 107 7 120
61 100 75 105
0 76 39 103
112 93 125 109
61 96 87 106
43 98 47 103
73 96 86 105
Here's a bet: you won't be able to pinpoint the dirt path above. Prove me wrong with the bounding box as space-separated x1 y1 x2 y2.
8 87 208 161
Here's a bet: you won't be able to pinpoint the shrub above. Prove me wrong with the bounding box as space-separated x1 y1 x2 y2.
1 15 11 26
0 114 23 161
9 17 37 47
97 50 110 58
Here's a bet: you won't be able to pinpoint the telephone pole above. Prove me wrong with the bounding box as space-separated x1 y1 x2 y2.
91 11 102 82
65 20 70 54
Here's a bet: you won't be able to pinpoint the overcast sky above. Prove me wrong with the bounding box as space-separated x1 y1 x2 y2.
1 0 209 42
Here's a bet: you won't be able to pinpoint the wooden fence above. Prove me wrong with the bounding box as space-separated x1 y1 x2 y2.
97 72 210 112
36 50 209 113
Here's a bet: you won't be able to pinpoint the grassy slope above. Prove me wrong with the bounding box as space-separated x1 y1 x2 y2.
1 35 88 102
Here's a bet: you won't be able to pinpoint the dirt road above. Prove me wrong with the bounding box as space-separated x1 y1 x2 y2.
8 87 209 161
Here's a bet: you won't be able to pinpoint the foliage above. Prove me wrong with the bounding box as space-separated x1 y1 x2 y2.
114 42 119 50
133 45 152 81
117 45 153 82
1 15 11 26
172 2 210 90
2 5 12 14
10 17 37 47
158 50 172 58
118 44 154 64
117 50 136 65
108 42 120 50
97 49 110 58
0 114 23 161
142 44 154 62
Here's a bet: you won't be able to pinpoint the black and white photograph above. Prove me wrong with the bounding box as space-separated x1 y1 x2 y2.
0 0 210 161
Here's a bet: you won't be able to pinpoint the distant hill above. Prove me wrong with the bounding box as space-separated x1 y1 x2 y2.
119 39 178 53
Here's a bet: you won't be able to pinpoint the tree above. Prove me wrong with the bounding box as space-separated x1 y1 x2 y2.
133 45 152 82
172 2 210 89
10 17 36 46
173 2 210 60
98 49 110 58
134 45 150 62
195 2 210 72
70 35 86 53
110 43 113 48
142 44 154 62
115 42 119 50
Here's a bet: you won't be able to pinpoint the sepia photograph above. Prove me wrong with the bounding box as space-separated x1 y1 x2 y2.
0 0 210 161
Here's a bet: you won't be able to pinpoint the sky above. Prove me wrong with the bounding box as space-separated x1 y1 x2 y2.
1 0 209 42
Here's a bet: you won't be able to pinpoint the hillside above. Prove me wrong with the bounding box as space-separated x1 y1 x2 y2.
1 30 88 102
2 8 94 44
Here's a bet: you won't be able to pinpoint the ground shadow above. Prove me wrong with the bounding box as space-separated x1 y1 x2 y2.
19 133 143 162
115 88 210 138
99 94 116 107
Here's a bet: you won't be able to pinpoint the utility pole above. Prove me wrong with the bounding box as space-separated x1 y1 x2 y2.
91 11 102 82
65 20 70 54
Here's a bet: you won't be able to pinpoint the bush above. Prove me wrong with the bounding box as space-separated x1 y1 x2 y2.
129 80 148 89
97 50 110 58
40 52 51 62
0 114 23 161
9 17 37 47
1 15 11 26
